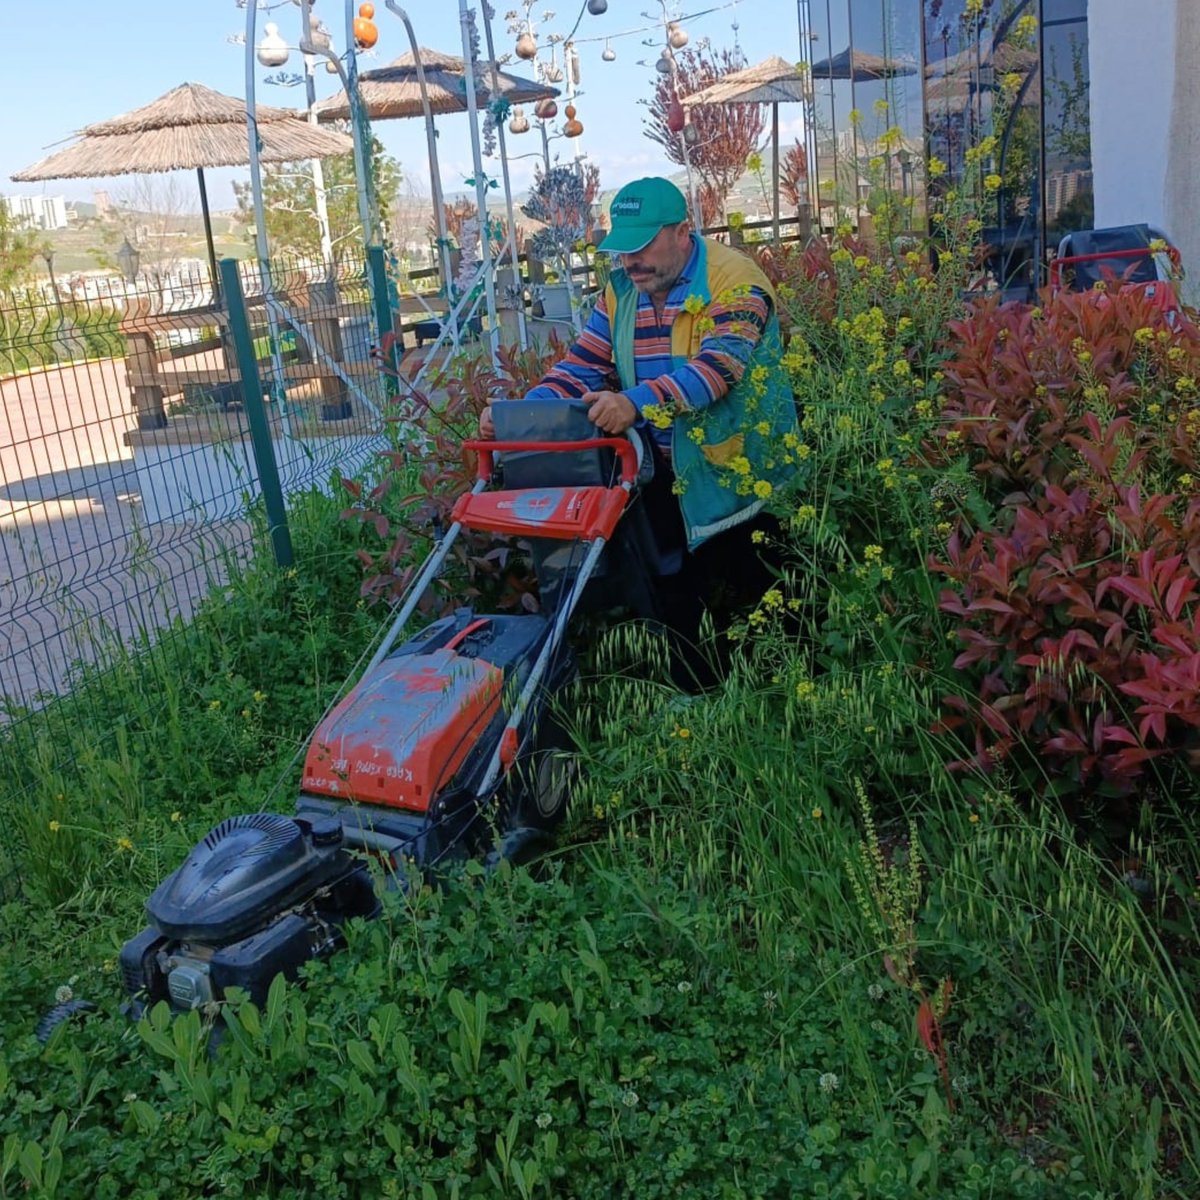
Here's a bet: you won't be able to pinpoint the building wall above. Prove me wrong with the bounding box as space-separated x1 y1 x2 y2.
1166 0 1200 300
1088 0 1196 295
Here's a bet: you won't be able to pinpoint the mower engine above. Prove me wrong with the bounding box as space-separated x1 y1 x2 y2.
119 812 377 1015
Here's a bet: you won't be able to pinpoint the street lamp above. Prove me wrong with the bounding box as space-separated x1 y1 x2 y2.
117 238 140 284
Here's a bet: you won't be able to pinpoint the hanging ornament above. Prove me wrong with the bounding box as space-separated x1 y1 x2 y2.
656 48 674 75
683 122 699 145
508 106 530 134
587 0 608 13
668 22 689 49
544 48 564 83
515 28 538 59
601 38 616 62
563 103 583 138
534 97 558 120
257 22 289 68
353 3 378 49
567 41 580 85
667 92 685 134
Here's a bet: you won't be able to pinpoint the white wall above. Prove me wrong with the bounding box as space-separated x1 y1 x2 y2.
1089 0 1198 297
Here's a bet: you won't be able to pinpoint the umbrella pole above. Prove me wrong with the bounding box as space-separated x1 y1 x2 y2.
480 0 529 350
458 0 500 367
198 168 221 301
772 103 780 243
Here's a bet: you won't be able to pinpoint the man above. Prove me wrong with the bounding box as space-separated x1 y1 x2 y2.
481 176 798 683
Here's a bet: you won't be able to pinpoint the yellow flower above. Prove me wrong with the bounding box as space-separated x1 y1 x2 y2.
864 544 883 563
117 837 133 852
593 804 606 820
796 680 817 701
729 455 752 477
848 108 862 126
253 690 267 703
811 807 824 820
171 811 182 823
751 529 766 544
796 504 817 523
208 699 221 711
968 812 980 824
753 480 773 500
673 726 691 739
927 156 946 178
48 820 61 833
983 173 1002 192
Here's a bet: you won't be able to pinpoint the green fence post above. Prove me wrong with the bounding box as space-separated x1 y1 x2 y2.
219 257 294 569
367 244 399 396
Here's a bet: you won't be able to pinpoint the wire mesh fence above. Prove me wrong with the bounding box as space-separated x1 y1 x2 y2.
0 254 393 900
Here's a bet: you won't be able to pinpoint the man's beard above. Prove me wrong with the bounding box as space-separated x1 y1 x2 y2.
627 264 681 294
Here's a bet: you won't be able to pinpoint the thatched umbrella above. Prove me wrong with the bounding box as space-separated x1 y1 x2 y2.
312 48 556 122
805 48 918 224
809 47 918 82
12 82 354 290
683 56 807 242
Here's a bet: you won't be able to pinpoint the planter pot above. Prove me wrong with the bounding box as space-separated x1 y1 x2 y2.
537 283 573 321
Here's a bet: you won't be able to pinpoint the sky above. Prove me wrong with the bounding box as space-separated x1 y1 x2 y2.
0 0 808 216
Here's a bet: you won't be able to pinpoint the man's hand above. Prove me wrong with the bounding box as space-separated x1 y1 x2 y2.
584 390 638 434
479 405 496 439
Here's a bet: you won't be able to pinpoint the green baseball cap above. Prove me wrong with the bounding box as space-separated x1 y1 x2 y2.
598 177 688 254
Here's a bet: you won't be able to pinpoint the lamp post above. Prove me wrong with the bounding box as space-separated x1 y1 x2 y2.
116 237 140 285
245 0 293 425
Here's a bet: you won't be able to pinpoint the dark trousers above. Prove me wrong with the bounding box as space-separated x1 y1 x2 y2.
637 448 781 691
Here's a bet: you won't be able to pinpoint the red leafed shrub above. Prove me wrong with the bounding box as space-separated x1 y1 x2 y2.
928 287 1200 503
341 334 569 612
930 285 1200 797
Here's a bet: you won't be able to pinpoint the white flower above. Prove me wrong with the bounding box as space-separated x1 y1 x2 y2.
676 980 692 994
123 1092 138 1104
868 983 884 1001
762 990 779 1011
54 985 73 1005
818 1072 840 1094
622 1089 639 1108
536 1112 553 1129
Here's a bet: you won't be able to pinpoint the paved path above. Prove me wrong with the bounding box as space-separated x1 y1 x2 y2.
1 359 248 716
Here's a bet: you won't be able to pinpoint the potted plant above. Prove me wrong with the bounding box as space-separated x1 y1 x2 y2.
521 164 598 329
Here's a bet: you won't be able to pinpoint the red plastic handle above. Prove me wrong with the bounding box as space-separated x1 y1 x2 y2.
463 437 639 486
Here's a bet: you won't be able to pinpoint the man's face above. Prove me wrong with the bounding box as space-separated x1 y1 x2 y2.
619 222 692 298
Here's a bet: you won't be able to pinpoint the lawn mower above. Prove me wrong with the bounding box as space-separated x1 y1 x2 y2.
114 399 668 1019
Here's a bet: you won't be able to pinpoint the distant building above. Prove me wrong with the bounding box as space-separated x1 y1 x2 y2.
1 194 68 231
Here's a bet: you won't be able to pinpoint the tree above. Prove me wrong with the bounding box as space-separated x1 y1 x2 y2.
233 130 402 260
0 204 40 295
644 40 766 224
780 141 810 211
112 176 193 287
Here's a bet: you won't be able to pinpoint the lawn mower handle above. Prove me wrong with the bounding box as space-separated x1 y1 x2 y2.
464 438 640 486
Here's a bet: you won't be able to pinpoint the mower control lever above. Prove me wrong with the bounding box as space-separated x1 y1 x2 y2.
463 438 640 487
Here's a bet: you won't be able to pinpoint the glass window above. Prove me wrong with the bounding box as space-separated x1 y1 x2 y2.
1042 15 1093 236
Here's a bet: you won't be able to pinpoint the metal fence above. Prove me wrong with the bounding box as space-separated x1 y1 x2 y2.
0 254 394 899
1 256 388 717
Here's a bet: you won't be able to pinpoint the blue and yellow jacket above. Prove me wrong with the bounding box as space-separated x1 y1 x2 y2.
605 236 799 548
